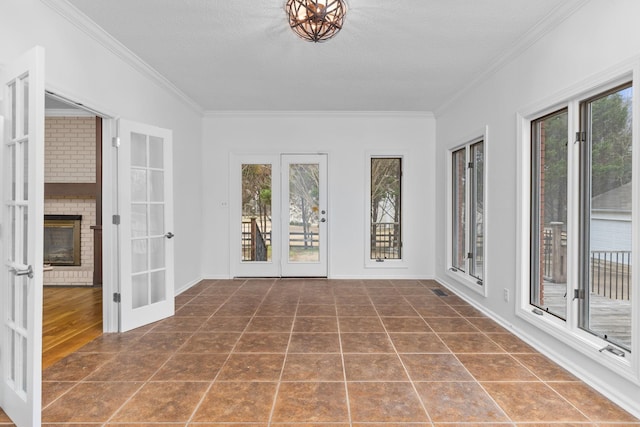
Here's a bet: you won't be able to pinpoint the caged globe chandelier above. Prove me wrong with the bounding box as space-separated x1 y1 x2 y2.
285 0 347 43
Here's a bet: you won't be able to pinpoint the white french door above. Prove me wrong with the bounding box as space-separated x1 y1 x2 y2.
117 120 174 332
232 154 328 277
0 46 45 427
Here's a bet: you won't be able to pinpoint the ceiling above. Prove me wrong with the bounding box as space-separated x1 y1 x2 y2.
62 0 585 113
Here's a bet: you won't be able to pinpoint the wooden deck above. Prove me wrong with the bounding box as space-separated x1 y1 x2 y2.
42 286 103 369
542 281 631 348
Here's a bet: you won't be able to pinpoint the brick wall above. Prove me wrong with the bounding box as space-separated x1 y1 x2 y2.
44 116 97 286
45 117 96 183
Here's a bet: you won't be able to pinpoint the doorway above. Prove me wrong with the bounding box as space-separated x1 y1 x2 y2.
41 95 104 367
233 153 328 277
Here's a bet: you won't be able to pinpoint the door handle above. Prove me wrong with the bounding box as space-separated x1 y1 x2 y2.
10 264 33 279
165 232 175 239
320 218 326 223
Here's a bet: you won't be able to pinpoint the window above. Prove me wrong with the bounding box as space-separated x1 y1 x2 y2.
524 79 634 360
370 157 402 261
450 139 485 285
530 109 569 320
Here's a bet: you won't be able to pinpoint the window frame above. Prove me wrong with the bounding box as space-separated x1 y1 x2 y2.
516 64 639 381
446 128 488 296
365 153 406 269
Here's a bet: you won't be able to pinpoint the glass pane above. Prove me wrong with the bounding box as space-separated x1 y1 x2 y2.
10 82 16 139
23 140 29 200
21 336 27 393
22 208 28 265
10 206 16 263
131 132 147 167
131 204 147 238
531 109 568 320
149 237 165 270
149 136 164 169
241 164 272 262
452 149 466 271
10 332 16 382
22 76 29 136
582 85 632 350
131 169 147 202
289 163 319 263
149 170 164 202
21 277 28 329
370 158 402 260
132 274 148 309
149 204 164 236
470 142 484 280
150 270 166 304
10 144 16 200
132 239 148 274
9 274 16 322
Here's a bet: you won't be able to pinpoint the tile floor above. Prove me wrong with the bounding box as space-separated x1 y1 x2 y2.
2 278 639 426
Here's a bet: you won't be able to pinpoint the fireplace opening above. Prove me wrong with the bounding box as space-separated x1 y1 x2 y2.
44 215 82 266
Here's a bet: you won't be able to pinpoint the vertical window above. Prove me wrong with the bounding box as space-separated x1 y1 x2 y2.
241 164 272 262
526 81 633 356
370 157 402 260
530 109 569 320
579 84 633 351
450 140 484 284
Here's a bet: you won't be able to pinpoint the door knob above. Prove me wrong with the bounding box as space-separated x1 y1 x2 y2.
165 232 175 239
320 218 326 223
11 264 33 279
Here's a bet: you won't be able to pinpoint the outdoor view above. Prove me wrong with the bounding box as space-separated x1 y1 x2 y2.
241 162 321 263
371 158 402 260
532 85 633 350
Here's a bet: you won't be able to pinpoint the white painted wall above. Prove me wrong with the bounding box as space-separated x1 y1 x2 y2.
435 0 640 417
202 112 436 279
0 0 204 298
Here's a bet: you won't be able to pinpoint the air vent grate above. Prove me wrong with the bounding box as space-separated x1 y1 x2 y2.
431 289 448 297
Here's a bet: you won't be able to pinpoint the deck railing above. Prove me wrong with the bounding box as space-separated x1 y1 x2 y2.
371 222 401 260
242 218 268 261
591 251 631 300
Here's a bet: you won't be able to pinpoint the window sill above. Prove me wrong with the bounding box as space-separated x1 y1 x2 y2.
364 259 408 269
446 268 486 297
516 304 637 384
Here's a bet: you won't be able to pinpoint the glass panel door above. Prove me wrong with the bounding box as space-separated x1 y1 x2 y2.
281 154 327 277
119 120 174 332
1 46 45 427
580 84 633 350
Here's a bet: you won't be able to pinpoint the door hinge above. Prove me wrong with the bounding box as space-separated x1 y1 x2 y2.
575 131 586 143
113 293 121 303
573 289 585 300
112 214 120 225
468 162 473 169
467 252 473 259
112 136 120 148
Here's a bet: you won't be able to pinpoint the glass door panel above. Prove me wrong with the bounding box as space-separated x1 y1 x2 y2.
288 163 320 263
241 164 272 262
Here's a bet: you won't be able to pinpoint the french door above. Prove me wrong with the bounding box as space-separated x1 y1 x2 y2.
0 46 45 427
233 154 328 277
117 120 175 332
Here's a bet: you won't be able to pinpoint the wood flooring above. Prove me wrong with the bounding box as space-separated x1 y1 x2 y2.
42 286 103 369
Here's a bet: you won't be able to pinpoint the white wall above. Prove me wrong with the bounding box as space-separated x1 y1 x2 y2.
435 0 640 416
0 0 204 296
202 112 436 279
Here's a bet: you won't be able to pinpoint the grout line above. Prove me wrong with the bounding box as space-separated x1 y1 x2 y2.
335 287 354 427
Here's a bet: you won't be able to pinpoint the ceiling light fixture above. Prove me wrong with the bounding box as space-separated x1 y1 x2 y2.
285 0 347 43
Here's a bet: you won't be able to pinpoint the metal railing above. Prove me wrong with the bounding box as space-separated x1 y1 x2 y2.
591 251 631 300
371 222 401 260
242 219 268 261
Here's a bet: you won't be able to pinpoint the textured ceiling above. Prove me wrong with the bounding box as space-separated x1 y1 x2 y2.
62 0 584 112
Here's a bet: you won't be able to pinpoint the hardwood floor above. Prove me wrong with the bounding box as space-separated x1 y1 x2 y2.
42 286 103 369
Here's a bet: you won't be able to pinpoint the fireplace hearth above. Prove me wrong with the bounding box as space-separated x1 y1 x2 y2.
44 215 82 266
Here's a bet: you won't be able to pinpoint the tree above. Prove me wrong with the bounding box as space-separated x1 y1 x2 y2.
242 164 271 233
289 164 319 249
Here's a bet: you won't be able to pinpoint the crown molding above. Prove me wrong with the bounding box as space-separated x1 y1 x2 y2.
40 0 203 116
203 110 435 119
434 0 590 118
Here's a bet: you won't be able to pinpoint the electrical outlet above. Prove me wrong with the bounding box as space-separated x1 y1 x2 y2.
503 288 509 302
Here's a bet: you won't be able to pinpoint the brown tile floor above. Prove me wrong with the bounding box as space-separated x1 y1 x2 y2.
1 278 638 426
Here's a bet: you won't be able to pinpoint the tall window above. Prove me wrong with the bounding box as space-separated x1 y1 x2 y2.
451 140 484 283
530 109 568 320
528 82 633 354
370 157 402 260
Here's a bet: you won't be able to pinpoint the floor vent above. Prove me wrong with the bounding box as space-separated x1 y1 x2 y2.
431 288 448 297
